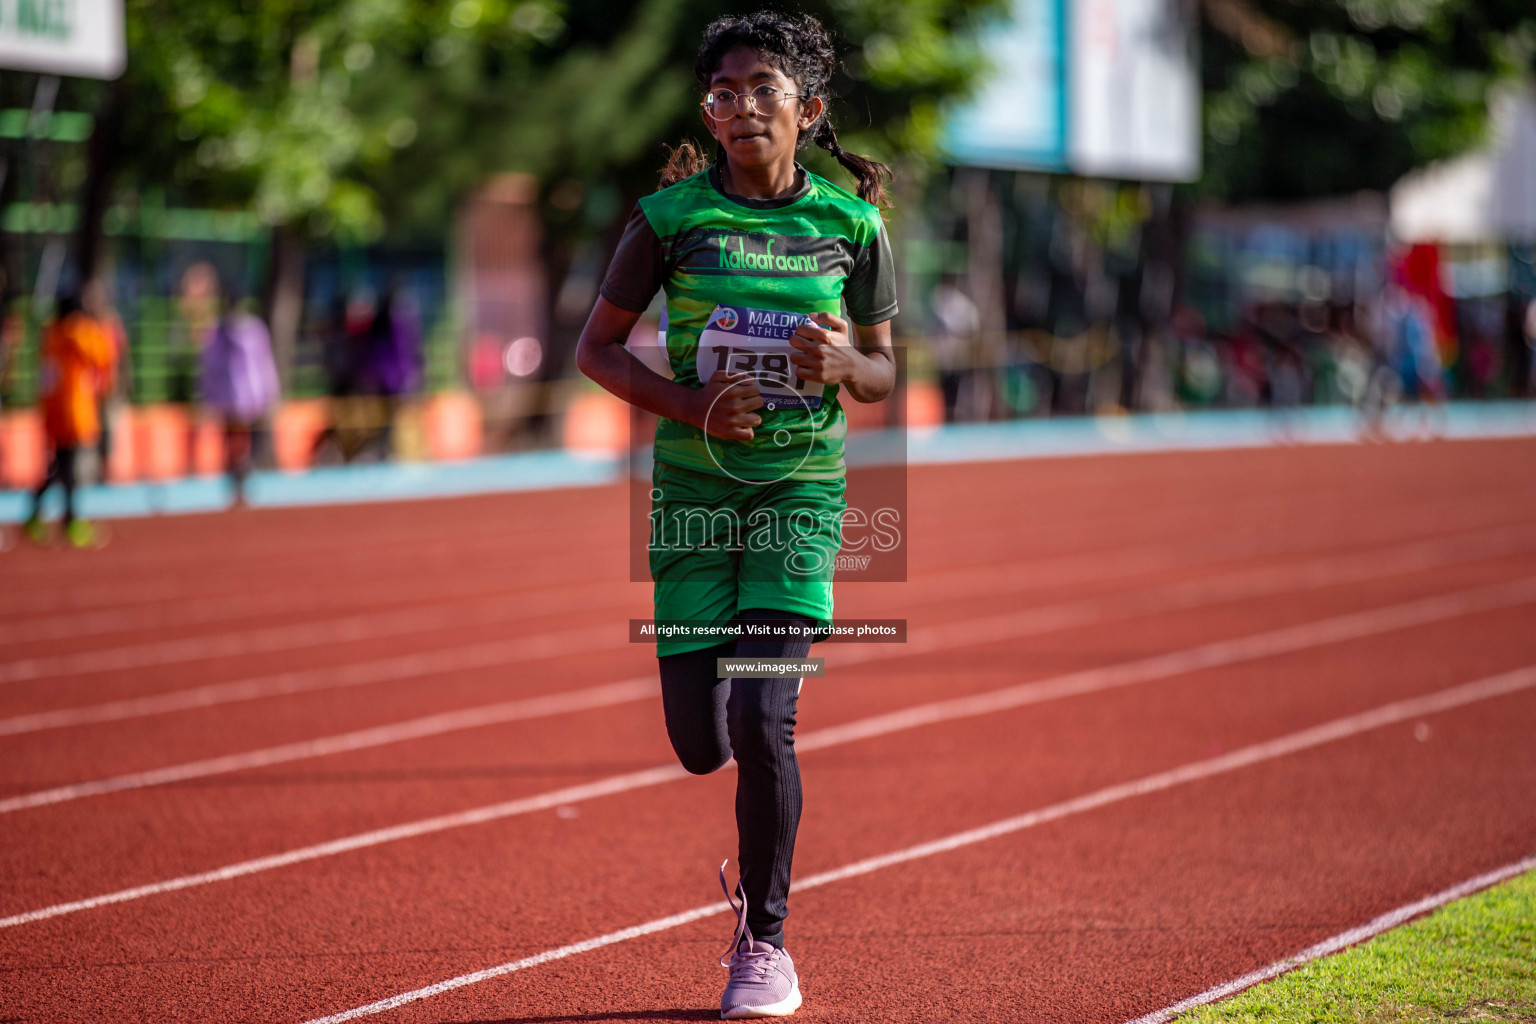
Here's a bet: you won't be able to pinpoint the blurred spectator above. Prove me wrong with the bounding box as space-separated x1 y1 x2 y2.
172 262 222 471
201 288 280 507
1170 306 1221 408
359 285 423 399
350 283 422 460
313 284 422 463
1325 305 1373 407
333 289 381 461
319 293 361 402
0 275 18 491
1377 283 1444 404
1268 345 1306 440
1511 293 1536 398
1364 284 1445 438
1224 308 1268 407
0 275 18 409
310 292 355 466
171 262 219 399
1525 296 1536 396
24 295 114 547
82 279 128 484
929 277 979 423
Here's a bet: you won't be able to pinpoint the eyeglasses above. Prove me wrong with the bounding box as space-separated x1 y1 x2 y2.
701 84 801 120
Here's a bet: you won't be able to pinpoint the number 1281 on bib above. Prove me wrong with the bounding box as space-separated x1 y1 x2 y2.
695 304 826 409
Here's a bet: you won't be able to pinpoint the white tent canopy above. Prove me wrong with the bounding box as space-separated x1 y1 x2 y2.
1390 85 1536 244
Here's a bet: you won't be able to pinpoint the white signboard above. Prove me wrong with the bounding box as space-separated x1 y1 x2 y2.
943 0 1200 183
942 0 1068 172
1070 0 1200 182
0 0 125 79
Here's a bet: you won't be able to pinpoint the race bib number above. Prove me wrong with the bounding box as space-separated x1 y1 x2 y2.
695 304 824 409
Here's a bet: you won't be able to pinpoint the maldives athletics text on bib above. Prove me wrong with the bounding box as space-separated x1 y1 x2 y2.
695 304 825 410
662 302 845 484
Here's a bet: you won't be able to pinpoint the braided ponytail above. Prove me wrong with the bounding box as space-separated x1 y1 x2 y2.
814 120 893 209
658 140 710 189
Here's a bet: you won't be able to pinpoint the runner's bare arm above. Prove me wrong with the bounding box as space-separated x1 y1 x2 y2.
788 313 894 403
575 296 767 441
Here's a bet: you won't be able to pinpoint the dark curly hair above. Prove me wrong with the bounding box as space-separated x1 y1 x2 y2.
660 10 892 207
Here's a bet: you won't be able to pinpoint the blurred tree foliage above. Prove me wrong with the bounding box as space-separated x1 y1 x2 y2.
16 0 1536 248
25 0 1535 331
15 0 992 377
98 0 1536 243
104 0 1001 245
1199 0 1536 201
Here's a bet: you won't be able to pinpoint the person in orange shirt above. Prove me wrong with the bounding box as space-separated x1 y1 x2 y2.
24 294 114 548
83 279 127 482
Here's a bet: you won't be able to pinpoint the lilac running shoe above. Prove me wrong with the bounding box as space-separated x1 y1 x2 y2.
717 863 802 1019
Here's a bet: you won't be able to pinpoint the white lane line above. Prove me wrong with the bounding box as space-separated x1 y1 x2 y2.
0 481 1349 628
0 521 1205 683
5 493 1529 682
837 527 1536 668
893 494 1533 611
798 575 1536 749
6 580 1536 923
0 533 558 620
0 574 620 648
0 525 621 602
0 515 1315 680
0 577 470 647
7 472 1533 633
292 665 1536 1024
0 679 654 814
5 562 1533 815
0 763 691 930
1121 854 1536 1024
0 626 621 738
0 590 632 686
6 519 1532 739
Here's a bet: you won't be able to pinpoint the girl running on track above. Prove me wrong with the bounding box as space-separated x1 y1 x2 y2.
575 10 897 1018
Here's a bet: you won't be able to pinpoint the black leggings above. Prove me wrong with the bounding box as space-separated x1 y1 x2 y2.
658 608 815 949
30 446 79 526
225 421 254 499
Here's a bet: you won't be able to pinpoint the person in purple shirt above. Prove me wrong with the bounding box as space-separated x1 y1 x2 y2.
359 288 422 398
201 290 280 506
352 284 422 460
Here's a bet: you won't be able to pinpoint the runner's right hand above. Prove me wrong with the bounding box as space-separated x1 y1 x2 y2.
694 370 764 441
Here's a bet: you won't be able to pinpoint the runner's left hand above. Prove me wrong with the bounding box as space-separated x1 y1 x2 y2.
789 312 861 386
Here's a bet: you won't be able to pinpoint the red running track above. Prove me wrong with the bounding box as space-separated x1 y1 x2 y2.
2 440 1535 1023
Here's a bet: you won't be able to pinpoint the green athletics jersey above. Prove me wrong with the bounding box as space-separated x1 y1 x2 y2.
600 162 897 482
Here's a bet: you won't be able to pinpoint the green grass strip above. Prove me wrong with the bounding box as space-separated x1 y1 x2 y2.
1180 867 1536 1023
